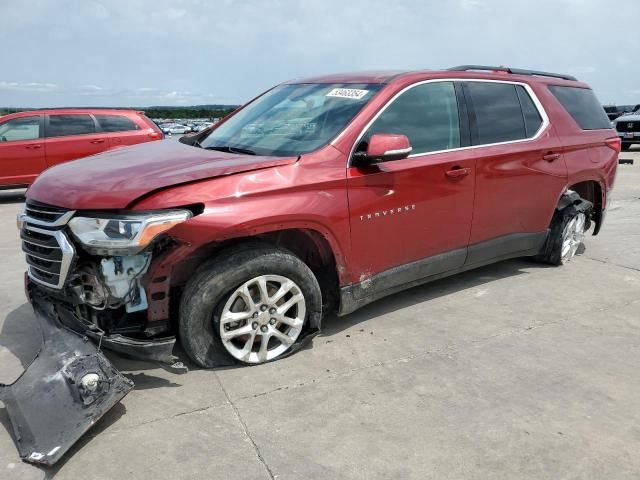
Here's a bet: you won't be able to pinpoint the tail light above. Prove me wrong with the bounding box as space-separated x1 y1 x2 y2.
605 137 621 153
149 132 161 139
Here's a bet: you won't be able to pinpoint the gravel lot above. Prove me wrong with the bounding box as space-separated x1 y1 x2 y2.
1 150 639 479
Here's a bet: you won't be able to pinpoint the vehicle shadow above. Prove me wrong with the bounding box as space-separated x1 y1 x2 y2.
0 304 41 384
0 190 26 204
321 257 553 336
0 257 559 382
106 342 196 389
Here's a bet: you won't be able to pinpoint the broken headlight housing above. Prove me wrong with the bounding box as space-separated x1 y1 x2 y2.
68 210 191 255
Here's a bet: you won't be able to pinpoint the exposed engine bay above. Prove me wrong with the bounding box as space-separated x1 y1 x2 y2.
71 254 151 313
16 201 196 369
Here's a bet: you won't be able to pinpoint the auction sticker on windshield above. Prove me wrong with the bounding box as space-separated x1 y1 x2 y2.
326 88 369 100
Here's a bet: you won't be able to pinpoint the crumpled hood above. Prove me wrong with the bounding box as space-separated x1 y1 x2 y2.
27 140 298 210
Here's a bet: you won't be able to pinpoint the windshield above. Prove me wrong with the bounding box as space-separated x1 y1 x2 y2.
199 83 382 156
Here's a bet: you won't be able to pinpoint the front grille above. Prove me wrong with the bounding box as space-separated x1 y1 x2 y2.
23 200 75 227
616 121 640 132
20 202 76 289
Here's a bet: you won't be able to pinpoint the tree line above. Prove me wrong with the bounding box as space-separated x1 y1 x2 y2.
144 107 236 119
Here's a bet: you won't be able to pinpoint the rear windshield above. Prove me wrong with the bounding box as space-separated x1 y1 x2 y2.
96 114 139 132
549 86 611 130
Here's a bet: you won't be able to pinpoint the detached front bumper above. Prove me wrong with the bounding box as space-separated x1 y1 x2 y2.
53 302 187 374
26 274 187 374
0 298 133 466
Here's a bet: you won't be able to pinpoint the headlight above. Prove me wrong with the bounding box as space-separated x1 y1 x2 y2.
68 210 191 253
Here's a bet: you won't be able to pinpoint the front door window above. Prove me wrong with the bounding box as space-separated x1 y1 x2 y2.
0 116 41 142
359 81 461 156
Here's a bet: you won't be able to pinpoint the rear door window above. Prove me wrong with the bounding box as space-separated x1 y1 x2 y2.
47 114 96 137
548 85 611 130
465 82 526 145
0 116 41 142
96 114 139 132
363 81 461 155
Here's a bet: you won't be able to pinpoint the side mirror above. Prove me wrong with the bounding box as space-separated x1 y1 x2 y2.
353 133 412 166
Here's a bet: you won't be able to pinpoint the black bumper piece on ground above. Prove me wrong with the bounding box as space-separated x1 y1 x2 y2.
52 303 188 374
0 299 134 466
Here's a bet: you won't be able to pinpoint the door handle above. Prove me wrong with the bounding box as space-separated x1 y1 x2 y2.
543 152 561 162
445 167 471 179
25 144 42 150
90 138 106 144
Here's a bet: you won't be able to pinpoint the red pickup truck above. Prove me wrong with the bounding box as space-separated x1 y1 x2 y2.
5 66 619 465
0 108 163 188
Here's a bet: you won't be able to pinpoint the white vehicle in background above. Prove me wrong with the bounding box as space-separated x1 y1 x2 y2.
162 124 191 135
195 122 214 132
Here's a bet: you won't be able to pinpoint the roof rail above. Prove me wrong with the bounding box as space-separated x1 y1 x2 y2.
448 65 577 81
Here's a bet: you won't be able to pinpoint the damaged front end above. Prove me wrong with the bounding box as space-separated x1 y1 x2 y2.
17 202 192 370
2 201 194 465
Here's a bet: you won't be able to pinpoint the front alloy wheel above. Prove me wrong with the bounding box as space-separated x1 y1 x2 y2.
179 245 322 368
220 275 305 363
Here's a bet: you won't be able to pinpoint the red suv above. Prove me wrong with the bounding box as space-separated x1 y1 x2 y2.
6 66 620 465
0 109 163 188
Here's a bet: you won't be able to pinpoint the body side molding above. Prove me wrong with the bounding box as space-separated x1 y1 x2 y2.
339 232 547 315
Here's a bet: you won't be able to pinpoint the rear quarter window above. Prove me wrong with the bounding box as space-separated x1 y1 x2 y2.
548 86 611 130
516 85 543 137
96 114 139 133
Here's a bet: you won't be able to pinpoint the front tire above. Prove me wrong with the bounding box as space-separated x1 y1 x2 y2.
179 245 322 367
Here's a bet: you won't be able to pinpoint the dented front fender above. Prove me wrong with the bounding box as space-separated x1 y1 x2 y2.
0 299 133 466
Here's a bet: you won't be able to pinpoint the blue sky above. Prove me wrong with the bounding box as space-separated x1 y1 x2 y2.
1 0 637 107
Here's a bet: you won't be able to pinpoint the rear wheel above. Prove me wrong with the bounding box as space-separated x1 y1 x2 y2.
179 246 322 367
536 203 590 265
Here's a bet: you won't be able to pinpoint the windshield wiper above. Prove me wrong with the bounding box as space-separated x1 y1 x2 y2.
204 145 257 156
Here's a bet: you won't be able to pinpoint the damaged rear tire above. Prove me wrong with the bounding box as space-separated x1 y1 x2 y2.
535 200 592 266
179 245 322 367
